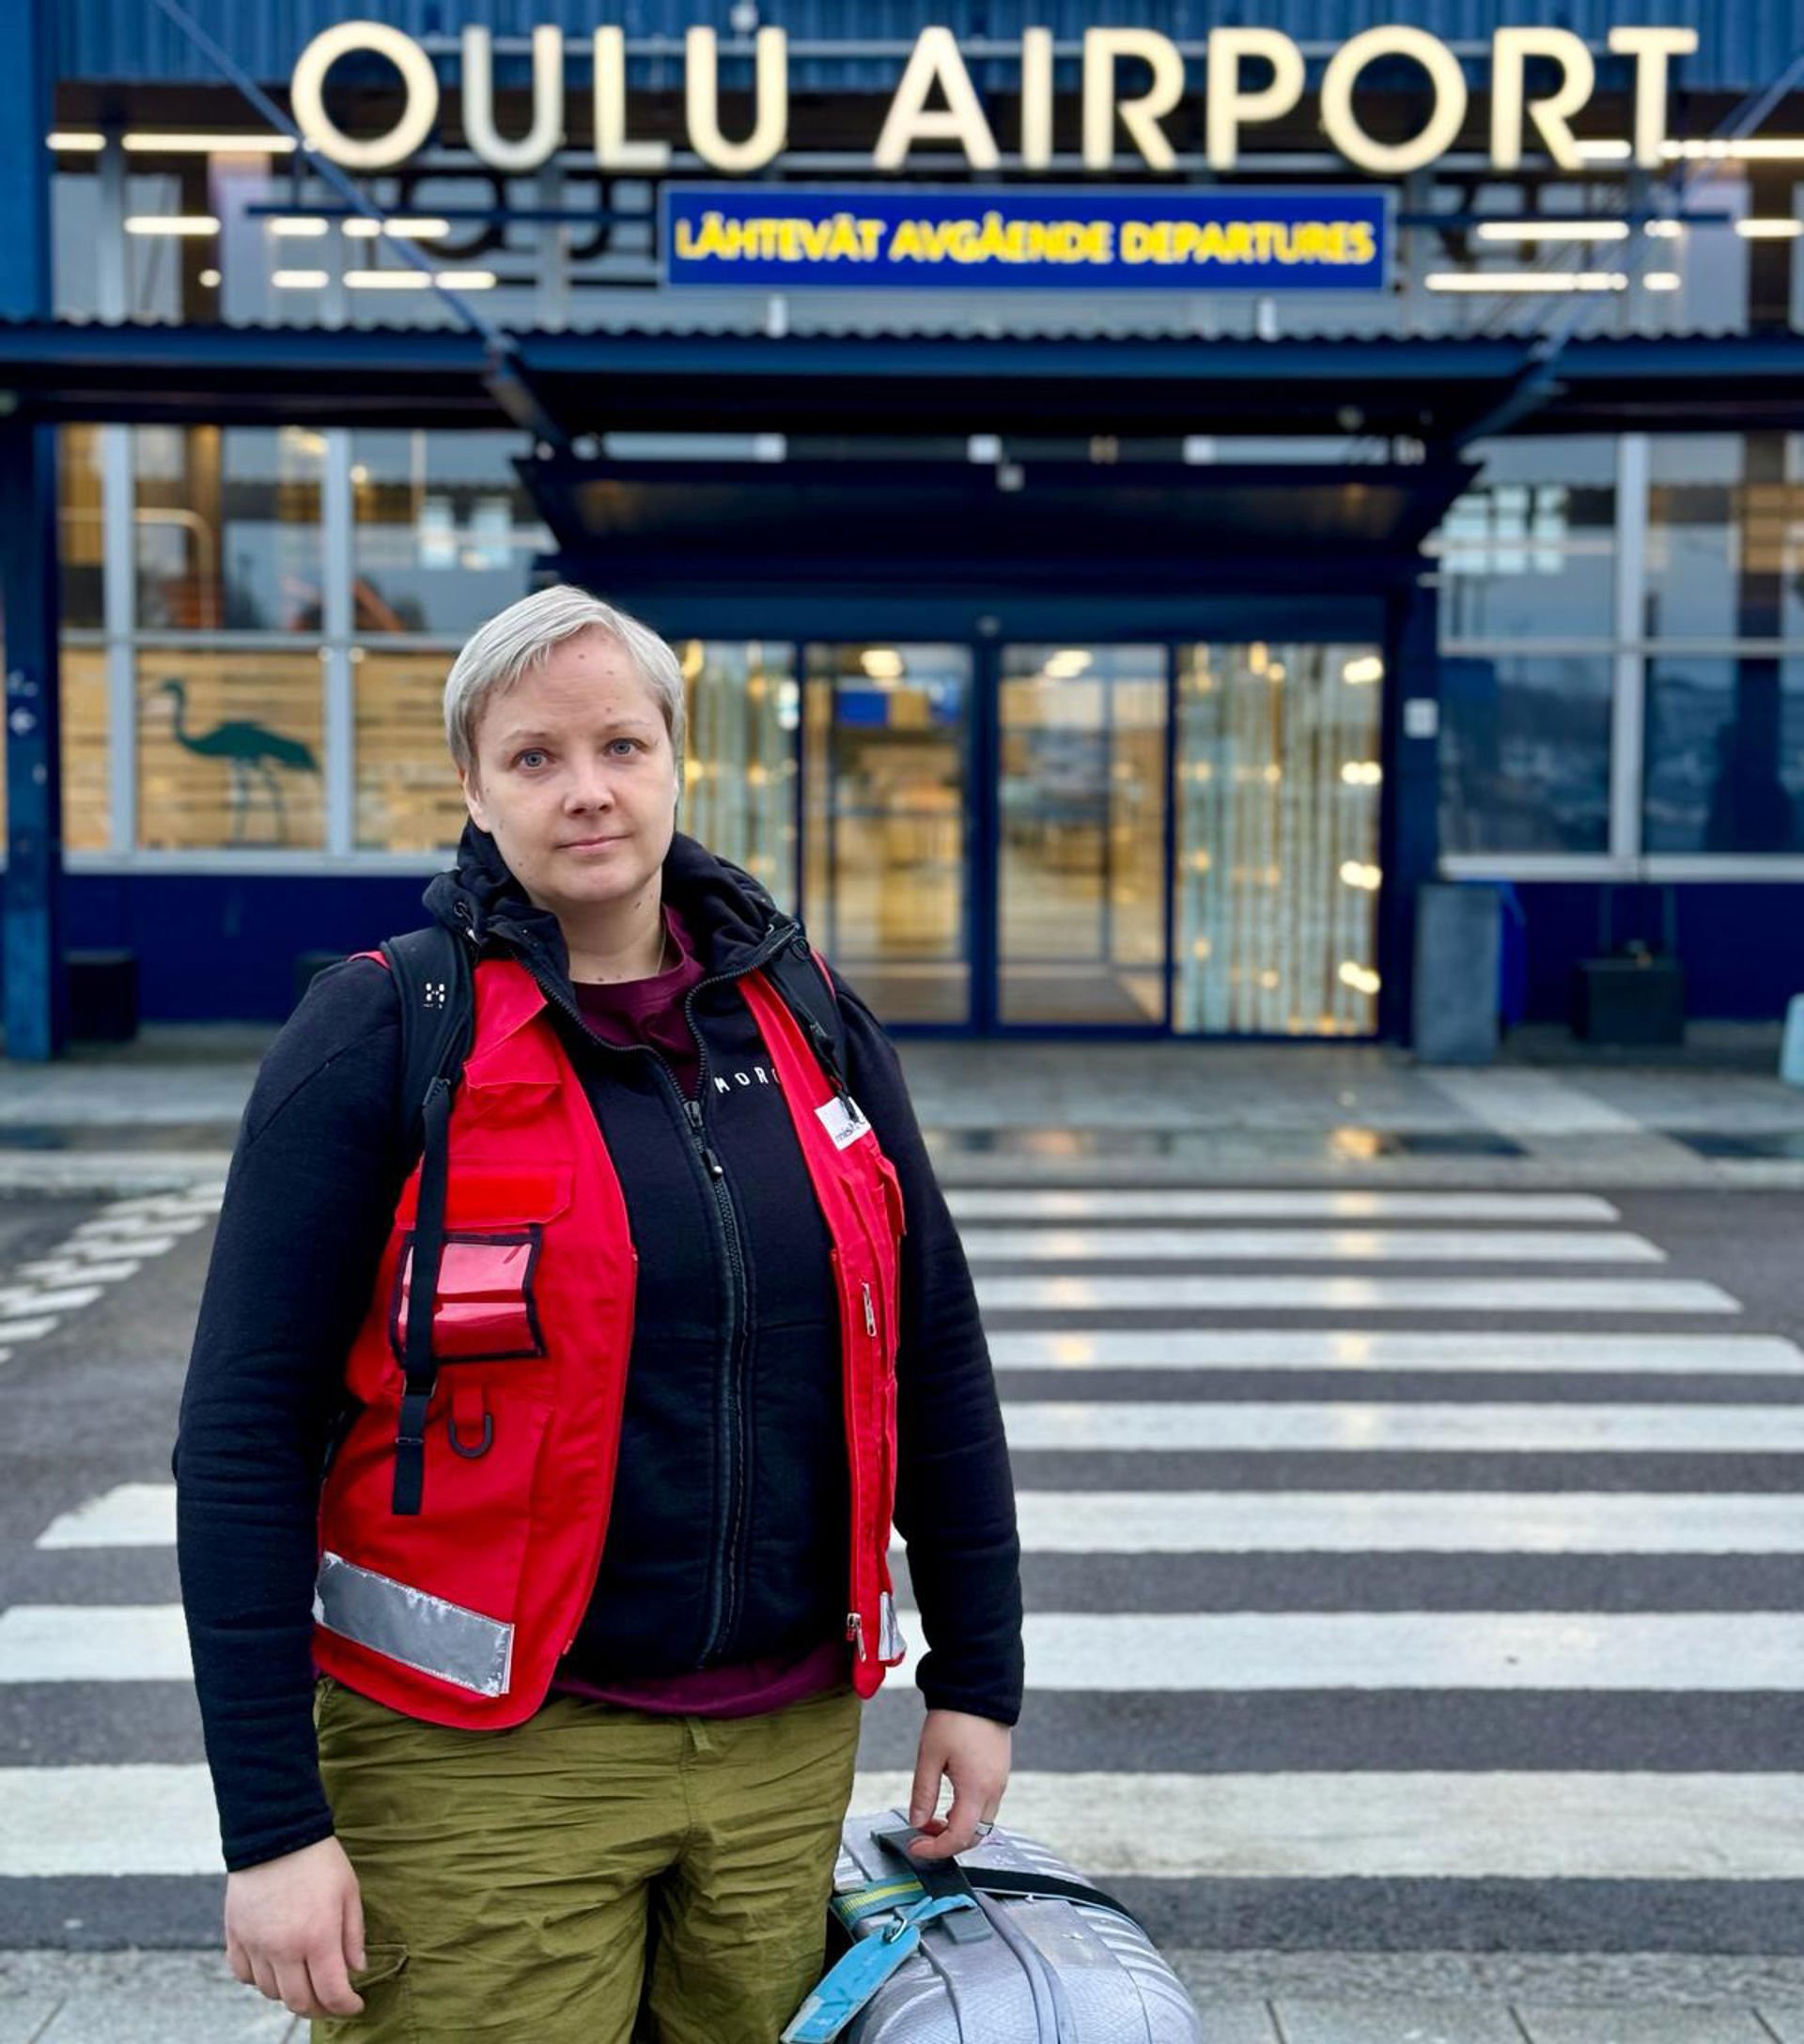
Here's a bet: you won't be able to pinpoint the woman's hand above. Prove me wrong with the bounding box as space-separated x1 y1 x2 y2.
224 1834 367 2019
904 1707 1012 1860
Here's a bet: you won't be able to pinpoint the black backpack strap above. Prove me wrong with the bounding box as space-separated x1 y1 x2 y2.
760 922 851 1100
377 924 475 1516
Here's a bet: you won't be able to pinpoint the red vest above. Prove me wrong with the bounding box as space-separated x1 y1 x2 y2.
312 949 908 1728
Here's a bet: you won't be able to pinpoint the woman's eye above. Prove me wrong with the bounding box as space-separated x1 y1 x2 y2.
516 750 548 768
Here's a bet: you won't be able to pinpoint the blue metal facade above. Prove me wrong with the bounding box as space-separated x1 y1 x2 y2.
54 0 1801 94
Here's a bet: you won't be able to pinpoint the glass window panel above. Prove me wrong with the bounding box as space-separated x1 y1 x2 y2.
803 643 969 1026
134 426 325 632
1645 433 1804 641
1175 642 1382 1037
677 641 798 910
61 643 111 854
998 644 1167 1027
138 648 326 850
1644 653 1804 854
1439 652 1613 854
351 431 552 635
1429 438 1616 643
354 647 467 853
58 426 105 630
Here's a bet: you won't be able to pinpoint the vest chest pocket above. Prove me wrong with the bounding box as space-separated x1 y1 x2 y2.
388 1164 572 1368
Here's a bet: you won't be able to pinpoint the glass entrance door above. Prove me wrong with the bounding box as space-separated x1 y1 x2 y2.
995 643 1169 1028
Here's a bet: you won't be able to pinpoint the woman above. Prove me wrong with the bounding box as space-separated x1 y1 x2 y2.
173 586 1024 2042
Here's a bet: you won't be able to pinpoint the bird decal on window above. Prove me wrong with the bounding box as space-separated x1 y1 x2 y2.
156 678 320 845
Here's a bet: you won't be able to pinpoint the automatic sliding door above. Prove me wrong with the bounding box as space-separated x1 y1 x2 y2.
802 643 971 1024
997 644 1168 1027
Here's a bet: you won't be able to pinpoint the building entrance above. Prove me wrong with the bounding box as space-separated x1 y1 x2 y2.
797 634 1385 1038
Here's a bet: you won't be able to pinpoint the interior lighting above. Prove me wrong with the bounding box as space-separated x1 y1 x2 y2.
1339 961 1382 996
125 216 219 236
123 132 296 153
1644 221 1686 239
48 132 103 151
1339 860 1382 890
344 217 454 240
435 271 497 288
1342 655 1383 684
272 270 330 288
198 268 222 287
1663 138 1804 160
1735 219 1803 239
344 269 498 289
271 218 331 238
1043 649 1093 677
1426 271 1626 292
1473 221 1630 241
1645 271 1682 290
1340 760 1382 785
1571 140 1633 161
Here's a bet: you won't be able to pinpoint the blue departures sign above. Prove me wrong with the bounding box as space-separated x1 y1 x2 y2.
663 184 1391 291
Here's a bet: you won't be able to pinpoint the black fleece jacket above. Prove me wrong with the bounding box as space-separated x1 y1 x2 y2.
173 824 1024 1874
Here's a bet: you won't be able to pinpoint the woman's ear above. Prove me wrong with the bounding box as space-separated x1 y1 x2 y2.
459 762 490 832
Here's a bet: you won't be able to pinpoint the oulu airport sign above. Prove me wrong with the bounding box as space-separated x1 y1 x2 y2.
292 21 1700 178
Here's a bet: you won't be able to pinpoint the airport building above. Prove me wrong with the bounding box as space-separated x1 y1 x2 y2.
4 2 1804 1043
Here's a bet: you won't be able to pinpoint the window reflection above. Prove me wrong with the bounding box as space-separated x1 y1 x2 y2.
134 426 325 631
351 431 552 635
1430 438 1616 643
59 426 105 629
1439 653 1612 854
1176 643 1381 1036
1645 433 1804 642
61 644 111 854
678 641 797 909
1644 654 1804 854
803 644 969 1024
138 649 325 849
355 648 466 853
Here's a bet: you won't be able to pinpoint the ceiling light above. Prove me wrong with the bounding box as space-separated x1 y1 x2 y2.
1474 222 1629 241
270 218 330 238
1426 271 1627 292
122 132 297 154
343 217 453 240
124 215 220 236
272 270 330 288
1644 271 1682 290
1735 219 1803 239
48 132 103 151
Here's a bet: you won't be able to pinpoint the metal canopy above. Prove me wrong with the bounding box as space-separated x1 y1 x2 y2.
520 456 1479 587
4 319 1804 442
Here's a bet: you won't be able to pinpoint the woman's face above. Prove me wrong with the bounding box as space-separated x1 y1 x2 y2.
459 628 679 924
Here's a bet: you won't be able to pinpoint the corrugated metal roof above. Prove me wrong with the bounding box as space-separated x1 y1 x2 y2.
55 0 1798 94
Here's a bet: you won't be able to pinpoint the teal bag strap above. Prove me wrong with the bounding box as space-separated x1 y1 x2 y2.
780 1895 979 2043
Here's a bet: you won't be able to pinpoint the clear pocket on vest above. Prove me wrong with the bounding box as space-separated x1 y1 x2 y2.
387 1165 571 1368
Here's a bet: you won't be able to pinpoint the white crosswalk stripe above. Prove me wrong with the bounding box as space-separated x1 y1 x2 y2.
6 1179 1803 1953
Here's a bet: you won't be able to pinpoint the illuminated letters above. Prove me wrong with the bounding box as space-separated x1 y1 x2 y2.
461 25 563 172
1320 26 1469 176
1491 27 1594 172
291 21 441 172
1608 25 1701 167
593 23 670 171
1083 28 1185 171
1206 29 1306 171
686 25 787 173
873 27 1000 170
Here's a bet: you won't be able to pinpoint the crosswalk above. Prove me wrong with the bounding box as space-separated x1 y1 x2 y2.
4 1178 1803 1951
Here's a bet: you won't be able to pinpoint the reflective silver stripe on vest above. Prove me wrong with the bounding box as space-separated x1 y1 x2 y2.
313 1551 515 1697
878 1587 906 1661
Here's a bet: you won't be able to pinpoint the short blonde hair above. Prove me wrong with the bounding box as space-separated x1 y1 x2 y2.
443 584 686 781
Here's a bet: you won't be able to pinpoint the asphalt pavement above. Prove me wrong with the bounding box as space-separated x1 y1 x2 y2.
2 1027 1804 2039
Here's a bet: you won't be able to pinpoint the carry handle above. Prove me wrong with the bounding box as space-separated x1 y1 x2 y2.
873 1824 1148 1933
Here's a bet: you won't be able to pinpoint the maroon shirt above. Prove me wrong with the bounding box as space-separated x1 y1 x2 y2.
552 897 851 1717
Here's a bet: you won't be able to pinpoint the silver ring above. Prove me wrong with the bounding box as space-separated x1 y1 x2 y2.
972 1820 995 1838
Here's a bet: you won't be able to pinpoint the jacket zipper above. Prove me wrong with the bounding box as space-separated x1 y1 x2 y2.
474 897 801 1668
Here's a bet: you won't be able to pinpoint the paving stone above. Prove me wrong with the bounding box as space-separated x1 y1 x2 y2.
1273 1996 1527 2043
1513 2006 1775 2044
1757 2009 1804 2043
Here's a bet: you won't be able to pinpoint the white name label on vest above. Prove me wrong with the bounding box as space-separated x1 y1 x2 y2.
816 1092 873 1151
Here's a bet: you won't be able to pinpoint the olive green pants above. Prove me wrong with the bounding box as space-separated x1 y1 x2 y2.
309 1673 863 2044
